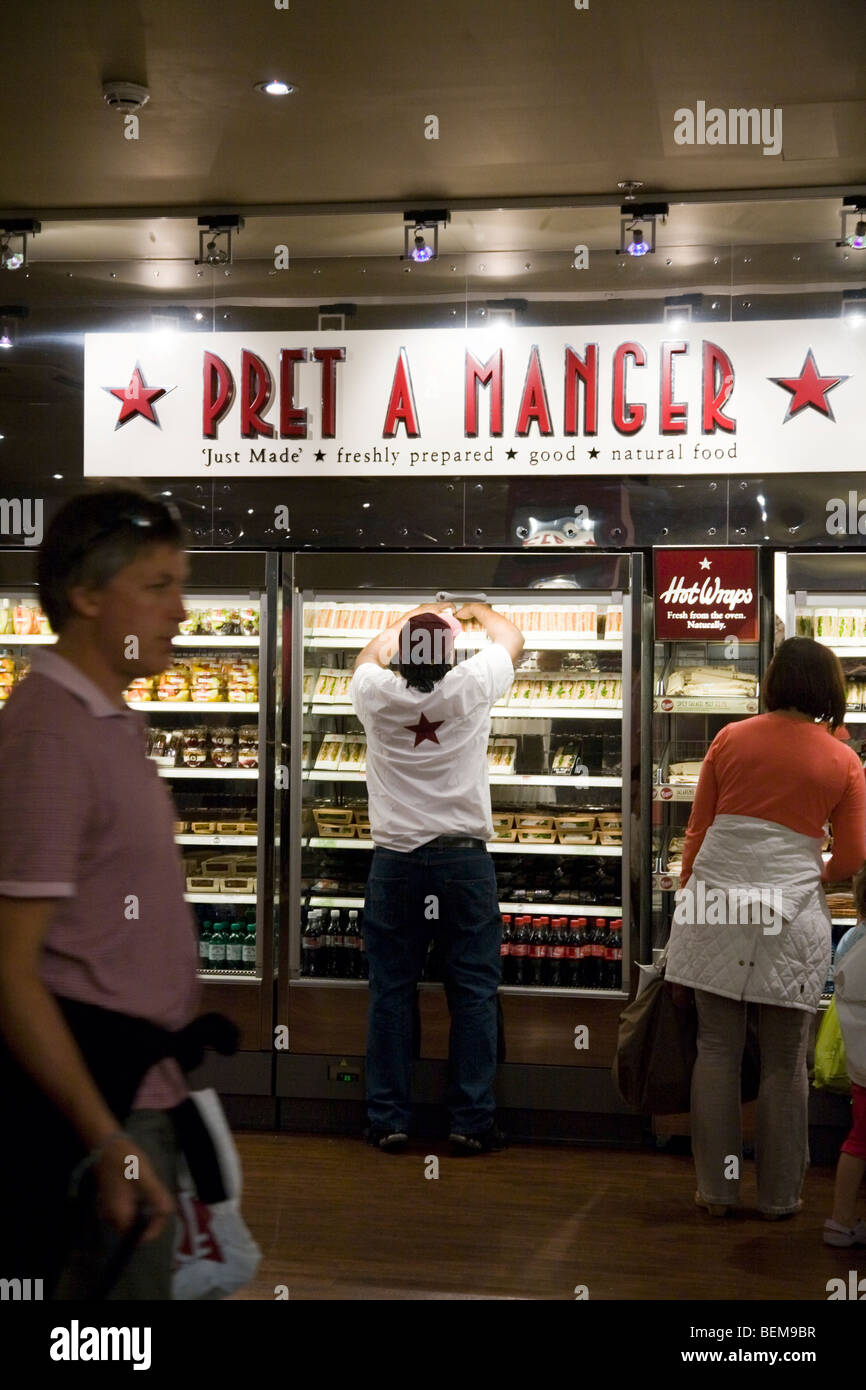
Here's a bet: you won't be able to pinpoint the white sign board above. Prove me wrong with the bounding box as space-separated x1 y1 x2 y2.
83 324 862 478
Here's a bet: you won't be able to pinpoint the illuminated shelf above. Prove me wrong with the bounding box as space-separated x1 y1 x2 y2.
185 892 257 904
172 636 259 648
302 769 621 787
653 696 758 714
129 701 259 713
0 633 56 644
197 969 259 981
652 784 697 802
158 767 258 779
843 712 866 722
176 834 258 846
306 894 622 915
305 837 620 856
305 634 622 652
307 703 621 720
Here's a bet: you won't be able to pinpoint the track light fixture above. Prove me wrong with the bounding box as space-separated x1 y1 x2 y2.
616 202 668 258
196 215 244 267
402 209 450 263
837 195 866 250
0 219 40 271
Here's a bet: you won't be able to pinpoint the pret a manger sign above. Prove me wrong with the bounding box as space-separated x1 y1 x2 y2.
654 548 759 641
83 324 860 478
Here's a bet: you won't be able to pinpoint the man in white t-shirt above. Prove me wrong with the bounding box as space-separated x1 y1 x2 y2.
350 601 524 1154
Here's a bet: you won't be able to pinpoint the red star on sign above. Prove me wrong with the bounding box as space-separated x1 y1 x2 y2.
769 349 848 424
106 365 171 428
404 712 444 747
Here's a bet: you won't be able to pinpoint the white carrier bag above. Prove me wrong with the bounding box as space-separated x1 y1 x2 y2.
171 1088 261 1300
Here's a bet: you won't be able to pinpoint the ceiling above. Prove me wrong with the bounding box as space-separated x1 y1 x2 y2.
0 0 864 284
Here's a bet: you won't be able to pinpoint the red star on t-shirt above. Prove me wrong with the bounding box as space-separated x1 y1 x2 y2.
769 349 848 424
106 365 170 428
405 712 444 747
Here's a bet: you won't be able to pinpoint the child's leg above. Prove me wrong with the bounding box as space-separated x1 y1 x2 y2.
832 1152 866 1228
831 1082 866 1228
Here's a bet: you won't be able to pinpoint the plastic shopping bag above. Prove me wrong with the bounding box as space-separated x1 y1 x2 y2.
813 997 850 1094
171 1088 261 1300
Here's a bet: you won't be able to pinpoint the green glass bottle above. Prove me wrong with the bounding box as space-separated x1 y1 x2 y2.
199 920 213 967
208 922 227 969
242 921 257 970
226 921 245 970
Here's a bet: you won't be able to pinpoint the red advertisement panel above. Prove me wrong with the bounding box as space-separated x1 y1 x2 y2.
654 548 759 641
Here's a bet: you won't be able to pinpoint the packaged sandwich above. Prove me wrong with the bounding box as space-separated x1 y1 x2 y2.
490 737 517 772
314 734 346 769
313 668 342 703
603 607 623 640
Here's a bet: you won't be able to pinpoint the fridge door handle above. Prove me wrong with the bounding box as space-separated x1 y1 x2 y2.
435 591 489 602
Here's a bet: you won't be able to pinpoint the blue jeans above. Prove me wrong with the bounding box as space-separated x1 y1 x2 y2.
363 842 502 1135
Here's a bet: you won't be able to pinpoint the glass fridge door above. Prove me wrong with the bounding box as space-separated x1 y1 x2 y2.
291 584 632 996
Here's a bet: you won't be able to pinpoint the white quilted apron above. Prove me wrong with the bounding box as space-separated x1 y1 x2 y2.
664 814 832 1012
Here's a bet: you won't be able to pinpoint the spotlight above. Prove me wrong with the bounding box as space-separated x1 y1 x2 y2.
196 215 243 267
617 202 668 258
402 209 450 263
837 196 866 250
0 333 12 350
254 79 295 96
0 219 40 272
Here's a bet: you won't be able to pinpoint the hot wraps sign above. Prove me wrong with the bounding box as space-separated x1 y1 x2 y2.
83 323 860 478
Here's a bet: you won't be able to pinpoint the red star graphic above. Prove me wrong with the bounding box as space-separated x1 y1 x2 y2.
404 712 444 747
106 365 170 428
769 349 848 424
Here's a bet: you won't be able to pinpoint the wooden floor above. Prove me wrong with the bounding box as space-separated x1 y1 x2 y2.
228 1132 864 1301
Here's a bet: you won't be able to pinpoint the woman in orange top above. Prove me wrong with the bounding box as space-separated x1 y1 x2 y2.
665 639 866 1219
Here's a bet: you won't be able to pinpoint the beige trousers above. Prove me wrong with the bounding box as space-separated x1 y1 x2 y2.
692 989 812 1215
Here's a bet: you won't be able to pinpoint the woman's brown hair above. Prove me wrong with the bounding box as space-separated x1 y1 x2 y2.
762 636 847 731
853 865 866 922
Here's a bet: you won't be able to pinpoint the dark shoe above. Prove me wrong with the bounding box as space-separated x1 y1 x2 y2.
364 1126 408 1153
449 1123 509 1155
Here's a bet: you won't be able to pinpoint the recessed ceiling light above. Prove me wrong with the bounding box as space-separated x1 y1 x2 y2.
255 80 295 96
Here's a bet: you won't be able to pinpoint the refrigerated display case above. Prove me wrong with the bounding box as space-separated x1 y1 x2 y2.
780 551 866 996
0 550 280 1085
650 547 770 957
278 552 647 1134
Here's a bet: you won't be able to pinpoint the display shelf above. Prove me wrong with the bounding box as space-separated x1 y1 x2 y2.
158 767 258 779
185 892 257 904
302 769 621 787
652 784 697 802
197 969 259 981
130 701 259 713
306 894 622 915
843 712 866 722
305 634 622 652
0 633 56 644
172 636 259 648
498 985 627 999
653 696 758 714
305 836 621 856
175 834 258 846
307 702 621 720
831 916 857 925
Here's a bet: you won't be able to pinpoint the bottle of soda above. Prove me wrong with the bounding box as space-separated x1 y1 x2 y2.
242 920 257 971
539 917 553 986
548 917 566 987
590 917 608 988
199 920 212 967
500 914 512 984
359 927 369 980
301 909 321 977
527 916 543 987
344 910 362 979
226 921 245 970
565 917 582 987
576 916 592 987
329 908 345 978
511 916 529 986
609 918 623 990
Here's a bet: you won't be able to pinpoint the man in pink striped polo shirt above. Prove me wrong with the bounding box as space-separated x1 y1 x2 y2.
0 489 200 1298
